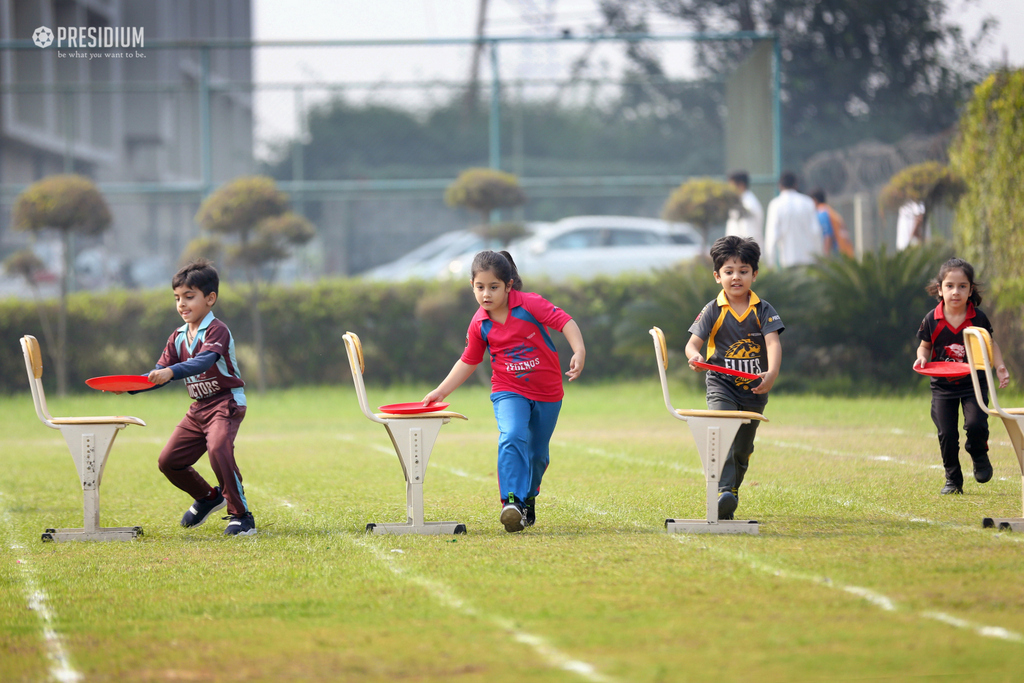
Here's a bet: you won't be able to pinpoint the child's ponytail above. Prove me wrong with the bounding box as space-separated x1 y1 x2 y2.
499 251 524 291
470 250 523 290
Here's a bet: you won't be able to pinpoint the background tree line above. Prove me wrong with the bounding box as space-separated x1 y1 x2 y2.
262 0 991 187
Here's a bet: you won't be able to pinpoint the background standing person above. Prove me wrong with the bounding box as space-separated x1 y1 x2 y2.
725 170 765 248
897 200 928 250
764 171 822 268
811 188 855 257
423 250 586 533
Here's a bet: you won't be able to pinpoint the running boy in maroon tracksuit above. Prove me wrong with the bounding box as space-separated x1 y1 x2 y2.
137 259 255 536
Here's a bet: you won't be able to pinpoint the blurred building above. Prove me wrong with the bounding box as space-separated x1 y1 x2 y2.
0 0 253 291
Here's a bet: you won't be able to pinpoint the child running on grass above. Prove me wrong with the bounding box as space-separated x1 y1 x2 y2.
684 236 784 520
132 259 255 536
914 258 1009 495
423 250 586 532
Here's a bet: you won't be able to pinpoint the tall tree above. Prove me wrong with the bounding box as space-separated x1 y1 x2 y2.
195 176 315 392
12 174 112 395
949 69 1024 376
600 0 991 165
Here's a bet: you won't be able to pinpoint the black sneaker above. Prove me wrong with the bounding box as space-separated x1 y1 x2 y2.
180 487 226 528
223 512 257 536
718 491 738 520
524 497 536 528
500 496 526 533
973 456 994 484
940 482 963 495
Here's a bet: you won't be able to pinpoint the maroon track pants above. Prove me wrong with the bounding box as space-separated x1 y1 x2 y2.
158 395 248 517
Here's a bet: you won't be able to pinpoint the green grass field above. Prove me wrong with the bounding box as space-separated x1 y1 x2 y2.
3 381 1024 682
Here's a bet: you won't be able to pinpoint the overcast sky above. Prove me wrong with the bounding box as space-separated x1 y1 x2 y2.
251 0 1024 152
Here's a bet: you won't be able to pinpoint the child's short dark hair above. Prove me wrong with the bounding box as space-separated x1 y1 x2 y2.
810 187 826 204
727 170 750 188
172 258 219 296
470 250 523 290
710 235 760 273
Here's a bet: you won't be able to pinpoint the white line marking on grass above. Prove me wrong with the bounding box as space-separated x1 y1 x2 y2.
807 493 1024 546
762 439 927 468
336 433 493 483
431 464 492 484
840 585 896 611
923 612 1024 642
582 447 703 476
0 495 83 683
678 539 1024 643
256 484 615 683
350 537 616 683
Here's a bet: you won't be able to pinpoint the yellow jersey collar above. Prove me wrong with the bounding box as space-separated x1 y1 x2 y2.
716 289 760 321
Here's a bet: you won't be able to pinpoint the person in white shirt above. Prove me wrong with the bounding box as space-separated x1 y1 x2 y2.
725 170 765 249
896 201 928 250
764 171 823 268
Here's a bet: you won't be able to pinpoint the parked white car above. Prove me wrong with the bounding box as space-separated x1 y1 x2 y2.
446 216 701 282
360 230 498 281
364 223 551 282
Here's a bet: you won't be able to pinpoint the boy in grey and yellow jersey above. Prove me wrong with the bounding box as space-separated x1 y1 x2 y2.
685 236 784 520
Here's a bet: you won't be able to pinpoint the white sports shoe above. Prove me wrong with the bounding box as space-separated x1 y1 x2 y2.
500 502 526 533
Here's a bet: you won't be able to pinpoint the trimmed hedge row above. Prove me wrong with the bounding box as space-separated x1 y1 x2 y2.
2 249 949 395
0 275 660 395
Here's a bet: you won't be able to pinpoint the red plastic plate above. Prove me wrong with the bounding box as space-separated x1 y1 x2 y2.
378 401 450 415
691 360 760 380
85 375 155 392
914 362 971 378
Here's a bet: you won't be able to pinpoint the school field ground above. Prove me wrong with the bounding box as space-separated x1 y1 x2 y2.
2 381 1024 682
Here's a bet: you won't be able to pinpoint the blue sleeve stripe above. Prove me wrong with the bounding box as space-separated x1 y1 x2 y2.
510 307 557 352
480 320 492 348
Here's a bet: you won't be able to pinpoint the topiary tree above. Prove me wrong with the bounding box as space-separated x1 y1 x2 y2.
949 68 1024 377
3 250 58 369
179 236 225 268
878 161 966 241
11 174 112 395
662 177 741 254
444 168 526 229
473 220 529 247
195 176 316 392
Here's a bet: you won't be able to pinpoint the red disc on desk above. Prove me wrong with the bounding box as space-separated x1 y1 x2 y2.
914 362 971 378
85 375 155 392
378 402 450 414
691 360 760 380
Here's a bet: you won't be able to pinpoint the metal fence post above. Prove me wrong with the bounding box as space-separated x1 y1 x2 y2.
489 39 501 171
199 46 212 195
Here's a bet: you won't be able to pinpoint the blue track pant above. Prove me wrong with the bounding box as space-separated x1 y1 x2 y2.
491 391 562 503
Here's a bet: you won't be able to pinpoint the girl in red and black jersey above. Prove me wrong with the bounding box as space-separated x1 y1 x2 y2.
423 251 586 532
914 258 1009 495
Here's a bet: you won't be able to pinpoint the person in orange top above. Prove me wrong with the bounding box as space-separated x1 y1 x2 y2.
810 188 854 257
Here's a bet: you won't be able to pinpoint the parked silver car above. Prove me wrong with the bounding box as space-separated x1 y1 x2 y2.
360 230 497 281
446 216 701 282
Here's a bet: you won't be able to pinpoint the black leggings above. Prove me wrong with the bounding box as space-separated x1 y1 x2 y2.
930 390 989 487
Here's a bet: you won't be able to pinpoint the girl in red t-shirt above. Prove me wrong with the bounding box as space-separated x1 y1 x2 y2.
424 250 586 532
